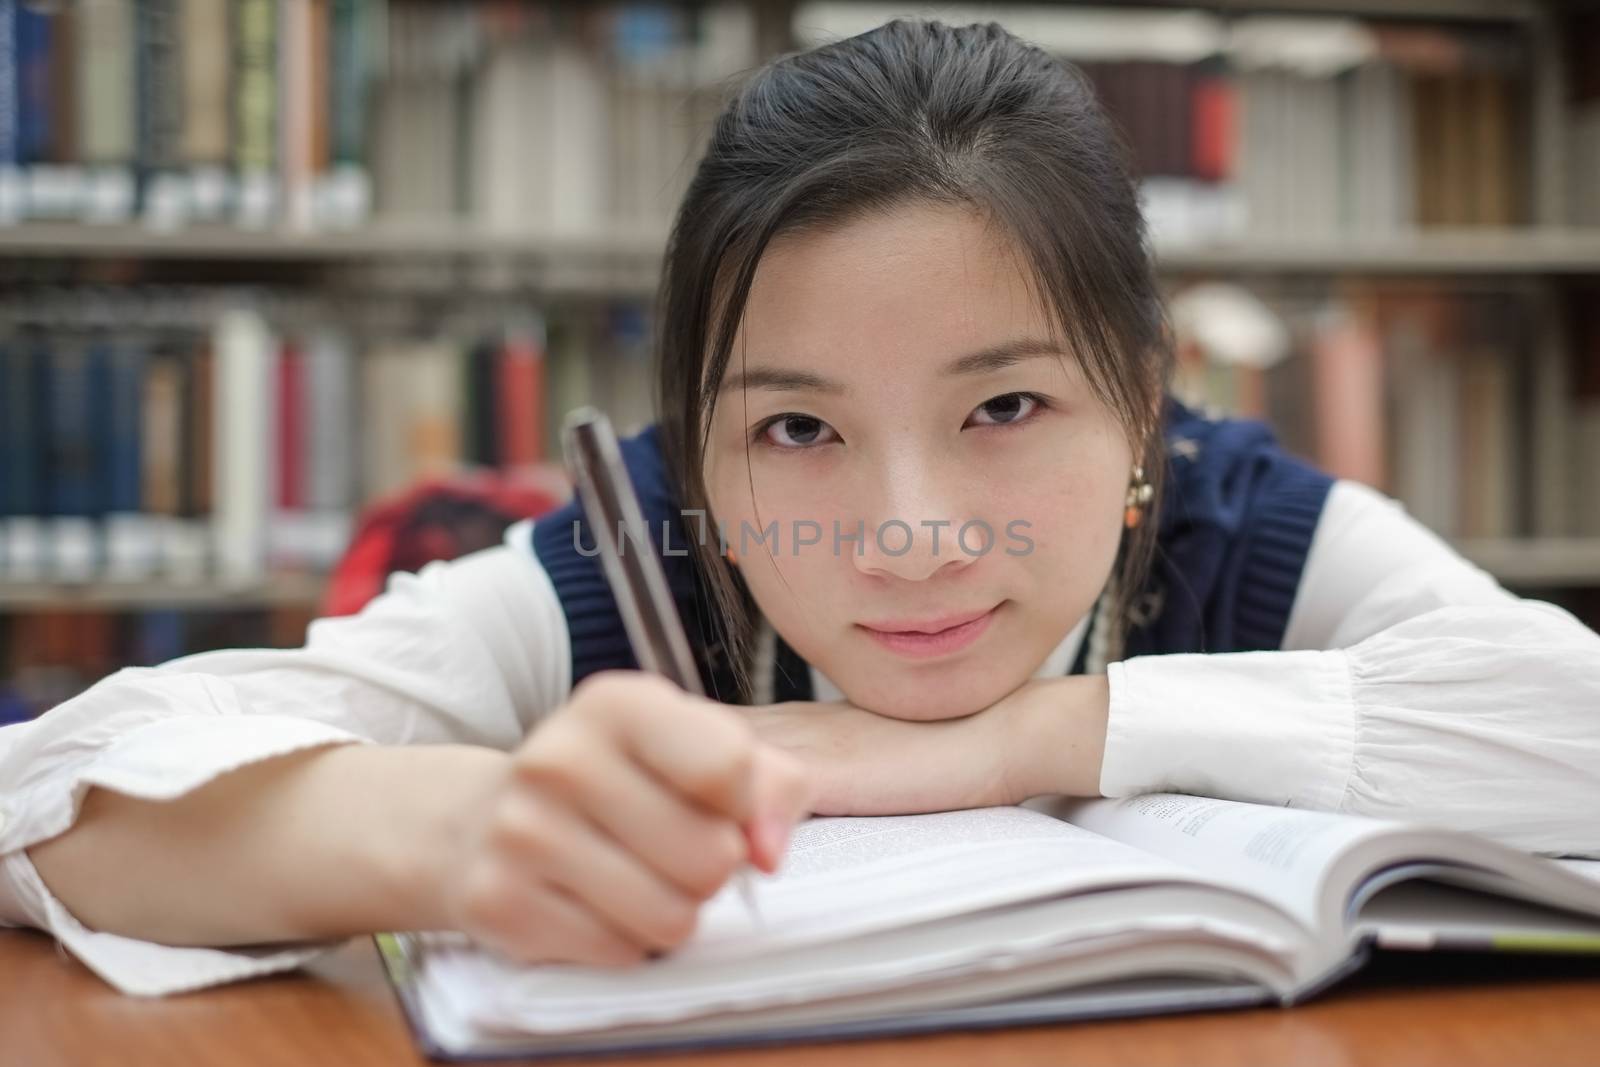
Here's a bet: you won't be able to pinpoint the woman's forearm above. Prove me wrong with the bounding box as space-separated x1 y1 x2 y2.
25 743 510 947
1005 674 1110 799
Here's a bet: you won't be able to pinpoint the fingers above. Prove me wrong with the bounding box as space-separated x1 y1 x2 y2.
457 865 645 968
563 742 752 902
486 790 703 955
745 745 815 872
570 672 772 824
461 670 819 966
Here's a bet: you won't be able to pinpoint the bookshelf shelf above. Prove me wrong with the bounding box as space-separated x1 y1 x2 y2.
2 225 1598 277
0 542 1594 613
0 577 327 611
0 222 670 261
1156 231 1600 275
1455 539 1600 588
811 0 1549 21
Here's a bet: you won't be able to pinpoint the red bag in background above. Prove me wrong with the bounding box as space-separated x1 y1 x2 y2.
322 470 569 618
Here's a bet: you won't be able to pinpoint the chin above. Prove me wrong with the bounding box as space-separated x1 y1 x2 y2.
841 672 1016 722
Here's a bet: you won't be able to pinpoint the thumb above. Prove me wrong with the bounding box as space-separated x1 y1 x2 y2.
744 745 815 874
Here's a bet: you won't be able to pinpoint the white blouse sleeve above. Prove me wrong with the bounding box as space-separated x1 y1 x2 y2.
0 520 573 995
1099 480 1600 858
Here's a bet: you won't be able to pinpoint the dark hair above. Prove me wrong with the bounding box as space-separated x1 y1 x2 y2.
655 18 1173 702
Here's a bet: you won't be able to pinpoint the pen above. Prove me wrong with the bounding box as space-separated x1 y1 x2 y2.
560 407 764 928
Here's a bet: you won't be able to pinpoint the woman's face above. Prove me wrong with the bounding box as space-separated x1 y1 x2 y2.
703 202 1132 721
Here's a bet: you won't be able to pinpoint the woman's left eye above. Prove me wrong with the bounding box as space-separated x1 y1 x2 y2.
966 392 1044 428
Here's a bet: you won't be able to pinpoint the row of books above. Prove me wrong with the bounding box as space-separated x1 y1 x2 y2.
0 605 316 722
1169 283 1600 543
1574 14 1600 229
10 3 1595 241
0 0 758 232
1083 39 1533 242
0 292 654 585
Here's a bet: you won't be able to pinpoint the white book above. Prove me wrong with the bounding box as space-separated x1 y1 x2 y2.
211 308 277 586
469 36 548 231
381 794 1600 1059
546 39 610 236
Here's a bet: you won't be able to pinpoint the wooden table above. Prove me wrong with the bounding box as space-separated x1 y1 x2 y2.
3 930 1599 1067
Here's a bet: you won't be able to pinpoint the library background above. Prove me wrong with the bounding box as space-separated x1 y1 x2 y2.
1 0 1598 722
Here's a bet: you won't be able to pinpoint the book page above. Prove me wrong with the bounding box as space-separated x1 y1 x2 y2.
413 807 1298 1035
683 806 1206 962
1045 794 1397 931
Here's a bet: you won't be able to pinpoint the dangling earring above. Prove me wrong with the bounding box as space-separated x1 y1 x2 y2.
724 543 739 566
1124 466 1153 529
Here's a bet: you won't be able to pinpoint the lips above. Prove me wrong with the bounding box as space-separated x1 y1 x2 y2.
858 603 1003 659
858 605 999 635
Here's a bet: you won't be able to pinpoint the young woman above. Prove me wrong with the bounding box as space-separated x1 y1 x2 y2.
5 20 1599 996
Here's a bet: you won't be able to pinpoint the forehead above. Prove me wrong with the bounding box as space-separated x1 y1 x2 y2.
714 203 1059 382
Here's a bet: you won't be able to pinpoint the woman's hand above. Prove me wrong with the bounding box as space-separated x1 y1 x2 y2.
437 671 814 967
742 675 1109 817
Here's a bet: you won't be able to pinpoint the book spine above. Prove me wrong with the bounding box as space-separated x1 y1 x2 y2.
181 0 232 221
15 1 50 168
303 329 354 512
104 343 145 514
213 308 276 584
0 342 43 579
0 2 16 175
135 0 185 225
324 0 370 225
276 339 305 510
277 0 313 230
74 0 136 222
496 328 547 469
47 1 75 167
233 0 279 227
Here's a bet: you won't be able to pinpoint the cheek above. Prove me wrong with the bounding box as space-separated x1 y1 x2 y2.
986 462 1125 566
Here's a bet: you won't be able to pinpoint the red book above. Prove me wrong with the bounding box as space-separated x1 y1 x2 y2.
1310 304 1387 492
496 333 546 468
277 341 305 509
1191 65 1235 182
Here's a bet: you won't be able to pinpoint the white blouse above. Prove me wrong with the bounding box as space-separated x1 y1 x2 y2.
1 478 1597 996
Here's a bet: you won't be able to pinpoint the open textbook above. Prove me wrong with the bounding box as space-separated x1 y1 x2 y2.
377 793 1600 1060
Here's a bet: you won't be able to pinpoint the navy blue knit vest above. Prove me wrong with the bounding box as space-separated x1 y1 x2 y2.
529 395 1335 704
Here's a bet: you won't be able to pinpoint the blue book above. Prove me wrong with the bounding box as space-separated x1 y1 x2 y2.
1 341 42 518
133 611 187 667
43 343 105 519
0 0 16 169
103 343 145 514
13 0 49 164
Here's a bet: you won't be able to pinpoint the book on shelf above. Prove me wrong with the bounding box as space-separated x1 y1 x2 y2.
0 0 760 234
0 602 320 721
380 792 1600 1060
0 293 658 586
1166 283 1600 551
1087 26 1531 244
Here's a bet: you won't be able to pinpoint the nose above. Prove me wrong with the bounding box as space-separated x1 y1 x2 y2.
848 454 976 583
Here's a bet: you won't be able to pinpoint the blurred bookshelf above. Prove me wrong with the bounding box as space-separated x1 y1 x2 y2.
0 576 326 609
2 0 1600 721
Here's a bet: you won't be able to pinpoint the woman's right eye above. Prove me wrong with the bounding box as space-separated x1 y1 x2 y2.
756 414 838 450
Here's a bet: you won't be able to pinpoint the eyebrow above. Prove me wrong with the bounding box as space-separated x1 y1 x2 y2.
717 337 1065 395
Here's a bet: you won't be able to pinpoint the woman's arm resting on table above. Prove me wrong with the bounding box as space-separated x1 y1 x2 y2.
27 675 810 961
746 480 1600 859
1099 480 1600 857
25 743 504 946
0 527 562 993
